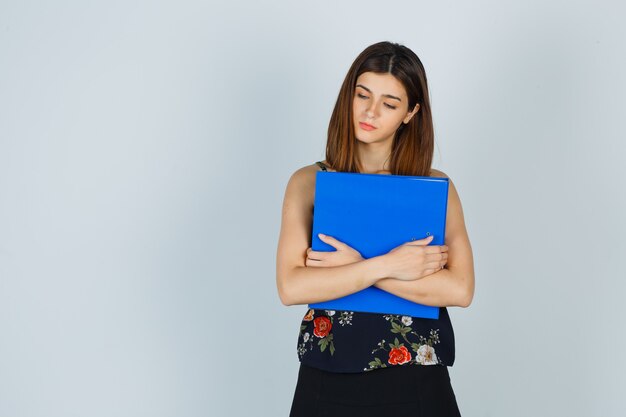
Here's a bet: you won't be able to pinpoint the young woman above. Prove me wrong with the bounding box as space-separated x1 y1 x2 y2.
276 41 475 416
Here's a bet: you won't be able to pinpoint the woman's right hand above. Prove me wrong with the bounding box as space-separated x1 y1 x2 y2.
382 235 448 281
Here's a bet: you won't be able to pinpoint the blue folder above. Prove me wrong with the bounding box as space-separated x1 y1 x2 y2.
308 171 449 319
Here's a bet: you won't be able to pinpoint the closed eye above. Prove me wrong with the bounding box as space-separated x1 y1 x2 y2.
357 93 397 110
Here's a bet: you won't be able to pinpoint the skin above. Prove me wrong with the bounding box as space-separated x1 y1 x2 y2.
276 72 475 308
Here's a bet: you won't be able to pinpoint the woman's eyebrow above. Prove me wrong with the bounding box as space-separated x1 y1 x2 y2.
355 84 402 102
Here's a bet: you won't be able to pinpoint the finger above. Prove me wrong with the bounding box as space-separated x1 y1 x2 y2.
404 235 434 246
425 259 443 269
307 250 328 261
424 245 448 254
324 235 361 255
426 263 445 273
307 249 327 259
305 257 323 267
319 233 351 251
426 252 448 263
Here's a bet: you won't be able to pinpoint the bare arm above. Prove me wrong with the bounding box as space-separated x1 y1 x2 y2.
374 266 473 308
275 166 389 306
280 259 388 306
374 172 475 307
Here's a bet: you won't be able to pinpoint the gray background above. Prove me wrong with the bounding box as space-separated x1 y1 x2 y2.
1 1 625 416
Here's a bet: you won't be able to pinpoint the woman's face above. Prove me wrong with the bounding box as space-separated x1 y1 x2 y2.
352 71 419 144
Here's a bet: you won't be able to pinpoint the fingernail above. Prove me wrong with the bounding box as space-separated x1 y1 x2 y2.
318 233 325 238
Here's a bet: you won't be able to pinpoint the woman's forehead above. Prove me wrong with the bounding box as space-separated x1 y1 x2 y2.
355 72 406 99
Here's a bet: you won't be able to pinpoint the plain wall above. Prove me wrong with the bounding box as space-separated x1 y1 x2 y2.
1 1 625 416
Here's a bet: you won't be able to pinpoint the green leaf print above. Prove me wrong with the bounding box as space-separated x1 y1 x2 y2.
319 338 327 352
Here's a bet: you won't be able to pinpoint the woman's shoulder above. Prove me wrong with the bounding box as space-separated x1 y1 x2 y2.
289 161 334 182
429 168 449 178
429 169 459 194
284 161 331 195
281 162 333 210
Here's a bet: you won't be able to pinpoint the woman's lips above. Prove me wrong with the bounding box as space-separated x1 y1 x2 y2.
359 122 377 131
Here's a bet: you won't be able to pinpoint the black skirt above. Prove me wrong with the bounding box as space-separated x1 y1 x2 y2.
289 363 461 417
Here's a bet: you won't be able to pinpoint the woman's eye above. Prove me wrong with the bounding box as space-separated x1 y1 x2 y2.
356 92 395 109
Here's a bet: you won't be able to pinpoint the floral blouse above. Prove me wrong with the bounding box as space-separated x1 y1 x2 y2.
296 307 455 373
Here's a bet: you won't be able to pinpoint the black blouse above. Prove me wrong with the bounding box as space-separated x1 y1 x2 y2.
296 161 456 373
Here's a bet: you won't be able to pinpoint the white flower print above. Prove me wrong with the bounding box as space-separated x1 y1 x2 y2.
416 345 438 365
401 316 413 326
338 311 354 326
303 332 310 342
297 343 306 358
325 310 336 316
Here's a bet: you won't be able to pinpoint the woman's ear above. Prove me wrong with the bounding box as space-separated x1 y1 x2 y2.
403 103 420 124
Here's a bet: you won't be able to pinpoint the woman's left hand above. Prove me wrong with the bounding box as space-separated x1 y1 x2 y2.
305 234 364 267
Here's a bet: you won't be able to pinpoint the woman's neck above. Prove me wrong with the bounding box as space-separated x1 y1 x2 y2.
357 140 393 174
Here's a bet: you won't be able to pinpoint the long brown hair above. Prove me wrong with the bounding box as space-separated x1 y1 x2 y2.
325 41 435 176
